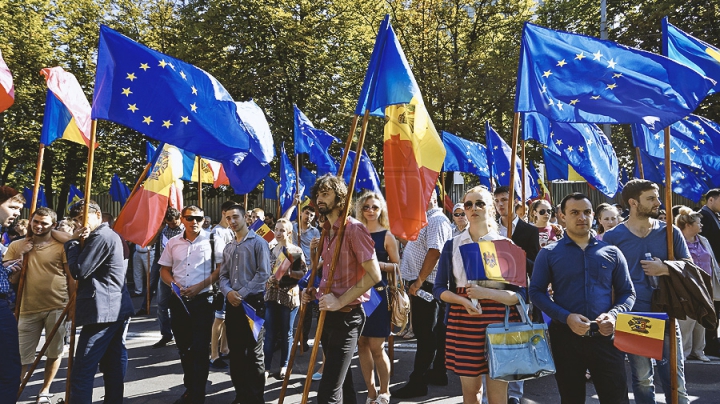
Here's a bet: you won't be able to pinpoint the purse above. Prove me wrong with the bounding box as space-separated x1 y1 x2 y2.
485 294 555 381
386 263 410 332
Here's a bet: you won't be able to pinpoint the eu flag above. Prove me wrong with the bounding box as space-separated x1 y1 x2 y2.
294 105 339 175
485 122 537 200
339 149 383 195
279 143 302 219
543 149 586 182
636 149 710 202
525 112 619 197
299 167 317 199
67 184 84 206
663 18 720 95
263 177 279 200
515 22 714 130
92 25 251 162
441 131 491 183
109 174 131 205
145 141 156 165
23 186 47 209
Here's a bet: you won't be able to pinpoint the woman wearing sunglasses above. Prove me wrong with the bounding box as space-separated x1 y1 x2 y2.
451 203 469 237
433 186 525 404
354 192 400 404
529 199 563 248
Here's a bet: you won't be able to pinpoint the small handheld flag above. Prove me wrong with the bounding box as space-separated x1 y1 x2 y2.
273 246 294 281
249 219 275 243
170 283 191 315
614 312 668 360
242 300 265 342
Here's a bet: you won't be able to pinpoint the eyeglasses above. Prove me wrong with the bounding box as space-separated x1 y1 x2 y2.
453 212 465 217
537 209 553 215
183 215 204 222
362 205 380 212
463 200 486 210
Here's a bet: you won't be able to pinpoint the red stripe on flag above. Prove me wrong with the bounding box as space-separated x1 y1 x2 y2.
114 187 168 247
613 330 664 360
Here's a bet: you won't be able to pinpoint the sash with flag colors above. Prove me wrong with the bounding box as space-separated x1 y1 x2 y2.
614 312 668 360
249 219 275 244
109 174 131 205
515 22 714 130
40 67 94 148
663 18 720 95
458 240 527 287
67 184 84 207
114 143 184 246
354 15 445 241
0 49 14 112
485 122 537 200
242 301 265 342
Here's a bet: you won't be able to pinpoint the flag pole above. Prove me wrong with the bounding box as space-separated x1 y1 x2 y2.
13 260 28 319
338 115 359 177
244 194 248 210
635 147 645 179
30 143 45 213
663 126 678 404
521 139 526 205
507 113 521 239
441 172 447 214
66 119 98 404
197 156 203 209
298 110 370 404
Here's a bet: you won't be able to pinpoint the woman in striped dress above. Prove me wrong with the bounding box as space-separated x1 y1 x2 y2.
433 186 524 404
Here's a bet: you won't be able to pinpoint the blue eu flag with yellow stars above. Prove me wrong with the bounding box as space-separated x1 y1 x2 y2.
636 149 710 203
663 17 720 95
485 122 537 200
279 143 302 220
515 23 714 130
338 148 382 195
441 131 491 184
294 105 340 175
92 25 251 162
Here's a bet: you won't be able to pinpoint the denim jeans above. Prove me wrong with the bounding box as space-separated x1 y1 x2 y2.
317 306 365 404
70 318 130 404
263 301 298 369
627 319 689 404
0 299 20 403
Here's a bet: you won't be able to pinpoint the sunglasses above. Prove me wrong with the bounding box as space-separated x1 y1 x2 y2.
537 209 553 215
183 215 204 222
453 212 465 217
464 200 487 210
362 205 380 212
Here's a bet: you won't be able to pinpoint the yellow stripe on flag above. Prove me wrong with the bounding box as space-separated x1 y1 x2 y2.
568 165 586 182
191 158 216 184
478 241 503 281
615 313 665 341
383 97 445 173
707 47 720 63
144 145 184 195
62 117 88 146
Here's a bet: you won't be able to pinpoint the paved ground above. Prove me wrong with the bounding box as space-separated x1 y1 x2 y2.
17 296 720 403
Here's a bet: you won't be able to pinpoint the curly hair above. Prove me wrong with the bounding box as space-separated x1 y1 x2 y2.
354 191 390 229
311 174 348 212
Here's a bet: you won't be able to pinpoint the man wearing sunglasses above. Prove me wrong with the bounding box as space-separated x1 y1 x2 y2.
159 206 225 404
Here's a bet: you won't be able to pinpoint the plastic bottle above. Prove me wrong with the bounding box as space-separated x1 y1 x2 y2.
416 289 434 302
645 252 659 288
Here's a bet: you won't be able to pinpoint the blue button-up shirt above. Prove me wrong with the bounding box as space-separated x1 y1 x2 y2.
530 235 635 323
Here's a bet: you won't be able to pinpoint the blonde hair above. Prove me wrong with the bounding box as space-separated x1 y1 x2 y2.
463 186 498 232
354 191 389 229
275 218 293 235
674 205 701 230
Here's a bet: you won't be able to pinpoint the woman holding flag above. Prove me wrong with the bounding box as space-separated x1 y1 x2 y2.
433 186 524 404
264 218 307 379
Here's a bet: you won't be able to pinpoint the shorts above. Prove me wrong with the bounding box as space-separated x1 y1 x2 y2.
18 308 67 365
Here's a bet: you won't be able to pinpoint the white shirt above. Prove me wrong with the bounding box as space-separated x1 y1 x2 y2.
498 215 520 238
158 230 225 293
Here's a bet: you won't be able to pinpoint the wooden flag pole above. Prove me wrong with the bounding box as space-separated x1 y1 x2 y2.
663 126 678 404
338 115 360 177
146 249 151 314
197 156 203 209
635 147 645 179
13 259 28 319
244 193 248 210
66 119 98 404
299 110 370 404
521 139 526 205
506 112 521 239
30 143 45 213
441 172 447 214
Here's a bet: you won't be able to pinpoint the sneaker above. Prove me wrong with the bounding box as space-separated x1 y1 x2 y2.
690 353 711 362
312 372 322 381
278 366 287 379
365 398 375 404
210 358 228 369
390 382 427 399
152 336 173 349
375 393 390 404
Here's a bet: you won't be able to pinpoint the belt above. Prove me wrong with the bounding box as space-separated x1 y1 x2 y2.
183 291 212 302
337 304 360 313
374 286 385 291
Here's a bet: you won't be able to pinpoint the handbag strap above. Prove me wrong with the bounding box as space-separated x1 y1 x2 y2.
504 294 532 329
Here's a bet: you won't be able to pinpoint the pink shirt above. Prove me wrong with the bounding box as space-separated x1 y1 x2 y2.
317 216 377 305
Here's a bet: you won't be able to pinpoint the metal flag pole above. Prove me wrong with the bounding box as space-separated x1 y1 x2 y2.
197 156 203 209
664 126 678 404
506 112 521 239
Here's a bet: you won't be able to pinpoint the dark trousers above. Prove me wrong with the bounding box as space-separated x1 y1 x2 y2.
0 299 20 404
169 294 214 403
226 301 265 404
70 318 130 404
141 261 173 339
317 307 364 404
549 321 629 404
705 301 720 354
409 280 446 385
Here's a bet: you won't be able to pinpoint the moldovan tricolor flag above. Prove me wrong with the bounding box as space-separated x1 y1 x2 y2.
114 143 184 247
0 49 14 112
355 15 445 241
614 312 668 360
40 67 94 147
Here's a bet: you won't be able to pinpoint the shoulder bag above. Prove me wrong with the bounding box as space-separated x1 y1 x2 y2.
386 263 410 332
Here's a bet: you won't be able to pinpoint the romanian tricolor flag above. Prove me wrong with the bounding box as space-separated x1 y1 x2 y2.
242 300 265 342
459 239 527 287
354 15 445 241
614 312 668 360
0 49 14 113
249 219 275 243
40 67 93 148
114 143 184 246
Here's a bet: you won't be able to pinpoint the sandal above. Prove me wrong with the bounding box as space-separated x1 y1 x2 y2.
37 393 53 404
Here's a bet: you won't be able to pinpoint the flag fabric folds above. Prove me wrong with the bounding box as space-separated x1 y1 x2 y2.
299 167 317 199
0 49 14 113
242 300 265 342
355 15 446 241
441 131 491 183
525 112 619 197
109 174 131 205
339 149 382 195
146 141 157 165
614 312 668 360
485 122 537 200
515 22 714 130
279 143 301 220
40 67 94 148
263 177 279 200
249 219 275 243
114 143 185 246
92 25 251 162
543 149 586 182
294 105 339 175
663 18 720 95
635 149 710 202
67 184 84 206
458 239 527 287
23 186 47 209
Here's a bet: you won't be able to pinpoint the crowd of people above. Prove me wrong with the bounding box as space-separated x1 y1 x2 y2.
0 176 719 404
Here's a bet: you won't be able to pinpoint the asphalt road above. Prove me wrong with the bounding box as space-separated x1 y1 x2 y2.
17 297 720 403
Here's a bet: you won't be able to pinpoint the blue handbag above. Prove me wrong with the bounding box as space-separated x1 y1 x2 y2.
485 295 556 381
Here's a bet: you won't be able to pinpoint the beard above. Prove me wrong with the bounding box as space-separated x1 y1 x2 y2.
637 204 658 218
317 201 335 215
